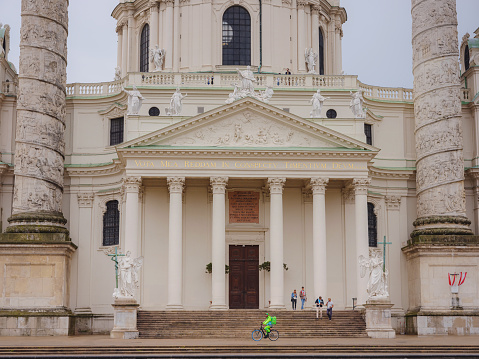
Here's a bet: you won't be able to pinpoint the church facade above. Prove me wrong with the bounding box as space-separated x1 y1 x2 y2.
0 0 479 336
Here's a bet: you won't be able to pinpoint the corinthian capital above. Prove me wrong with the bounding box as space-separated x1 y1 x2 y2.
167 176 185 193
123 176 142 192
210 176 228 194
310 177 329 195
352 178 371 195
268 178 286 194
297 0 308 9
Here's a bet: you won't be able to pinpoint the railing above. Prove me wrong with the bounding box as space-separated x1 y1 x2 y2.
2 81 16 95
65 73 418 104
462 88 470 102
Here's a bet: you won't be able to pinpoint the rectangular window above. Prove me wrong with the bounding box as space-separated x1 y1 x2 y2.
110 117 124 146
364 123 372 145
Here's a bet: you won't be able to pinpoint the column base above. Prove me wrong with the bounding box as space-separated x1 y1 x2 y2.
268 304 286 310
210 304 228 310
166 304 184 310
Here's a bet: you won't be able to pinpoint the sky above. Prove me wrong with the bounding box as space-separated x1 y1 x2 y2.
1 0 478 88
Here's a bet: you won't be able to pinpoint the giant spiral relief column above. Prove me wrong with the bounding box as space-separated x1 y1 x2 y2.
7 0 69 232
411 0 472 236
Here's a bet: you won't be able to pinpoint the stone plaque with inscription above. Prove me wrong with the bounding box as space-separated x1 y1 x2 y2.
228 191 260 224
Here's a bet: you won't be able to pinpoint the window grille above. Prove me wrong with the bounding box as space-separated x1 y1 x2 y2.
368 202 377 247
103 200 120 246
464 45 470 71
222 6 251 66
110 117 124 146
364 123 372 145
319 29 324 75
140 24 150 72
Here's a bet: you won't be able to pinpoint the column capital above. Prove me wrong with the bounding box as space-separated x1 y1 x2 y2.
167 176 185 193
310 177 329 195
164 0 175 7
123 176 142 192
210 176 228 194
268 178 286 194
385 195 401 211
297 0 308 9
77 193 94 208
352 178 371 195
311 5 320 15
342 187 355 203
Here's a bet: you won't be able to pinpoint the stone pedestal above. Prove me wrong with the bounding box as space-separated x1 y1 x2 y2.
110 297 140 339
365 299 396 339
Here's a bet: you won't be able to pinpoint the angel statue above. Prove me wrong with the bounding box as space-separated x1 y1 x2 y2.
305 48 318 74
350 90 366 118
124 85 145 115
359 249 389 299
114 251 144 298
150 45 166 71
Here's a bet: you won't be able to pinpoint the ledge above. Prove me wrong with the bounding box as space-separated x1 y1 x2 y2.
403 235 479 249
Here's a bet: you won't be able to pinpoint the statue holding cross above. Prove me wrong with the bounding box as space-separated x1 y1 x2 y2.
108 248 144 299
359 238 391 299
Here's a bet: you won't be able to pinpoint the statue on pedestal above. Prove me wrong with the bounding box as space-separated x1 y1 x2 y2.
124 86 145 115
150 45 166 71
114 67 121 81
113 251 144 298
350 90 366 118
305 48 318 74
237 66 257 95
167 88 187 116
310 89 330 118
359 249 389 299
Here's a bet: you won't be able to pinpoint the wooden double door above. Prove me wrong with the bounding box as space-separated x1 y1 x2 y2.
229 245 259 309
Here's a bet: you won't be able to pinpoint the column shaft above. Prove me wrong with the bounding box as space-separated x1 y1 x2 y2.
311 8 320 58
210 177 228 310
164 1 174 71
167 177 185 309
311 178 329 301
150 4 159 50
127 14 135 72
122 23 128 76
297 2 306 72
269 178 286 309
173 0 180 72
353 178 370 306
117 27 123 73
123 177 141 259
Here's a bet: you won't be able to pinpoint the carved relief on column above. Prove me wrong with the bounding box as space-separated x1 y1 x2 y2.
411 0 471 236
77 193 95 208
268 178 286 194
8 0 69 233
210 177 228 194
167 177 185 193
310 177 329 195
385 195 401 211
352 178 371 195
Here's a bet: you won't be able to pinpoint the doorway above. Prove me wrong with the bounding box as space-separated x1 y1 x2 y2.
229 245 259 309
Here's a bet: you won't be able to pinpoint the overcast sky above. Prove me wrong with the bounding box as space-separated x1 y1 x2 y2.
1 0 478 88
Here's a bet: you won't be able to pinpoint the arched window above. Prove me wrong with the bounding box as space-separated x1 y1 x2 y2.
368 202 377 247
140 24 150 72
103 200 120 246
464 45 470 72
318 28 324 75
222 6 251 66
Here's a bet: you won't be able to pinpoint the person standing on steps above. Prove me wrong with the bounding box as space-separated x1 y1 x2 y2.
314 296 324 319
300 287 307 310
326 297 334 321
291 289 297 310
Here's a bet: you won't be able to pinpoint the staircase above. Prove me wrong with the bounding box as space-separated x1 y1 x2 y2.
137 309 368 339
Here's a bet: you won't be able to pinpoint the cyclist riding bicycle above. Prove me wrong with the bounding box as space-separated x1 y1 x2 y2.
263 313 273 337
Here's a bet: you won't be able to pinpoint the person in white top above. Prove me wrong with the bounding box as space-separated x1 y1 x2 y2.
326 298 334 321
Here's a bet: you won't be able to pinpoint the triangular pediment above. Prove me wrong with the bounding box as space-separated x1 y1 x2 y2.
119 97 377 151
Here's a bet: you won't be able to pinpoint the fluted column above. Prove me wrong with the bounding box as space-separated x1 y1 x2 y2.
411 0 472 237
116 23 123 74
210 176 228 310
353 178 371 306
173 0 180 72
8 0 69 233
150 2 159 52
164 0 174 71
167 176 185 309
311 177 329 302
311 6 320 57
121 21 128 76
268 177 286 309
123 177 142 258
297 1 307 73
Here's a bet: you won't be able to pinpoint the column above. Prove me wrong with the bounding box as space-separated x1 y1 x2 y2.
333 18 342 75
353 178 371 306
127 12 135 72
167 176 185 309
76 193 95 312
164 0 174 71
150 2 159 51
311 177 329 301
297 1 307 73
123 177 142 258
173 0 180 72
116 23 123 74
210 177 228 310
385 195 402 308
268 177 286 309
121 21 128 76
311 6 320 58
8 0 69 233
411 0 471 236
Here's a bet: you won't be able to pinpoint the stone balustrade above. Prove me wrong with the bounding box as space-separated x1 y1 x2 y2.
61 73 473 104
2 81 16 95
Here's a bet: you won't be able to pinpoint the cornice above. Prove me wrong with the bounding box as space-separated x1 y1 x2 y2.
369 166 414 179
66 159 123 177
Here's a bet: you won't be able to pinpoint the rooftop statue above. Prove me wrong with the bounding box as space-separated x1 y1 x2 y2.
114 66 121 81
150 45 166 72
305 48 318 74
124 85 145 115
310 89 330 118
167 87 187 116
350 90 366 118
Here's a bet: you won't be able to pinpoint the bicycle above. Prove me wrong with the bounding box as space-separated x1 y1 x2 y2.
251 324 279 341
